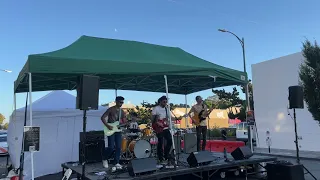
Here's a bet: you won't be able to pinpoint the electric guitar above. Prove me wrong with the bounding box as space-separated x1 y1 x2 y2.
104 121 128 136
152 114 187 134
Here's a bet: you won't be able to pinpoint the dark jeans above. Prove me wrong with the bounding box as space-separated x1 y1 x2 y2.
156 129 172 161
103 132 122 164
196 126 207 151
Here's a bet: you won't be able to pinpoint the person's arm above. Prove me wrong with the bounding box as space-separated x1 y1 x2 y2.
188 106 195 123
120 110 127 124
101 109 112 130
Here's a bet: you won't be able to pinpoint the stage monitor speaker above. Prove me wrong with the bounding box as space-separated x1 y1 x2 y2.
76 75 100 110
79 140 104 163
288 86 304 109
187 151 215 167
266 162 305 180
183 133 197 153
127 158 157 176
231 146 253 160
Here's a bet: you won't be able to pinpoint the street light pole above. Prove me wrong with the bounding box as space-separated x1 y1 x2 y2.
218 29 252 151
218 29 250 111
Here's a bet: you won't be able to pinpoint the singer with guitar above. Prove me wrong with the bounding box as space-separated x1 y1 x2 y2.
152 96 181 165
189 96 213 151
101 96 127 170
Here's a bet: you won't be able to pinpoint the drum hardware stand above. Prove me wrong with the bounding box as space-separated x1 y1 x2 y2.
291 108 317 180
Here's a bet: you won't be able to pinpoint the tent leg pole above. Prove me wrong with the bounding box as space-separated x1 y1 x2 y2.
185 95 188 128
28 72 35 180
164 75 177 166
29 73 35 180
115 89 118 97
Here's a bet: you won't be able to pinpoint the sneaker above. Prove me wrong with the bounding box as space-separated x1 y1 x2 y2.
159 159 168 165
102 160 109 168
115 163 122 170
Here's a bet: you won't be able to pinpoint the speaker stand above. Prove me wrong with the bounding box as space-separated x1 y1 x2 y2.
293 108 317 180
81 110 88 180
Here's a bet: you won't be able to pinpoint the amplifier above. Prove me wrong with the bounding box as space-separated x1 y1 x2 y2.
266 162 305 180
183 133 197 153
171 135 182 154
79 140 105 163
80 131 104 142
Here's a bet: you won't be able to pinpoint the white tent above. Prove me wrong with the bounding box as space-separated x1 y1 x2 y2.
7 91 107 180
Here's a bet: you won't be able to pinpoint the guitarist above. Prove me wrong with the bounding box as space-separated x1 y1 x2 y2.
188 96 209 151
152 96 176 164
101 96 127 170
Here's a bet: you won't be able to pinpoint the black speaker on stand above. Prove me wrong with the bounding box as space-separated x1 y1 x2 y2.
287 86 317 180
76 75 100 180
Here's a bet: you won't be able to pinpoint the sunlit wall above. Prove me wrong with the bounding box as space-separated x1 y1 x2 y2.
252 52 320 151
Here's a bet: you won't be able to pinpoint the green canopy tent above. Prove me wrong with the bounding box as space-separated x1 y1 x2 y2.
14 35 247 94
13 36 247 179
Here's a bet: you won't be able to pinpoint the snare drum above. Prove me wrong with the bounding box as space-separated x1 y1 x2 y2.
128 139 151 158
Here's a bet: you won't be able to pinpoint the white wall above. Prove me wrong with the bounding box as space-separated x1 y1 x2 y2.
252 52 320 151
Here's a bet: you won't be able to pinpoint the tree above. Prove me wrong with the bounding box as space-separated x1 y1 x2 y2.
299 40 320 123
204 95 219 109
0 113 5 125
3 123 8 130
240 80 254 110
127 101 180 125
212 87 247 121
127 101 157 125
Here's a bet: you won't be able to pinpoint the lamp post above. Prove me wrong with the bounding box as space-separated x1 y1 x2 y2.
218 29 252 150
0 69 12 73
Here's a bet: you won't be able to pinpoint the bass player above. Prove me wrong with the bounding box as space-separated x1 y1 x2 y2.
152 96 179 165
188 96 211 151
101 96 127 170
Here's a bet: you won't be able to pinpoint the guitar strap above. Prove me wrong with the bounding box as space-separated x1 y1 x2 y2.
118 108 122 122
165 106 169 119
164 106 170 129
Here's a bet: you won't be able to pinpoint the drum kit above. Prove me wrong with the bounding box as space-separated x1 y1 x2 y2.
121 127 158 160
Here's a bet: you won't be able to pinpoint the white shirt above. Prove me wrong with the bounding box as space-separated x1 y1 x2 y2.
152 105 169 120
129 122 139 129
152 105 174 130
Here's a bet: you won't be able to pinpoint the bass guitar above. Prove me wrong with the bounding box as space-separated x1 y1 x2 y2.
192 107 214 126
104 121 128 136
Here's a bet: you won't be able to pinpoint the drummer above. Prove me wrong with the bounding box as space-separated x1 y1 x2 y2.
128 112 140 133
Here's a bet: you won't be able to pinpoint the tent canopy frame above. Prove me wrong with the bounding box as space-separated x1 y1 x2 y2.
13 36 249 180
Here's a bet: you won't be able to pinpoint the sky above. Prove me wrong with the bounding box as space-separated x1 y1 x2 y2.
1 0 320 121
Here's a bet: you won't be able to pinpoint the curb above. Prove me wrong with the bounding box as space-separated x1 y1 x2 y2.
254 152 320 161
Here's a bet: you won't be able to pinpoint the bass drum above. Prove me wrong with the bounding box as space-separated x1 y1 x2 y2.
121 137 128 153
128 140 151 158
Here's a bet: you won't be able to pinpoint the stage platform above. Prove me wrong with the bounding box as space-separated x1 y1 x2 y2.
61 152 277 180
